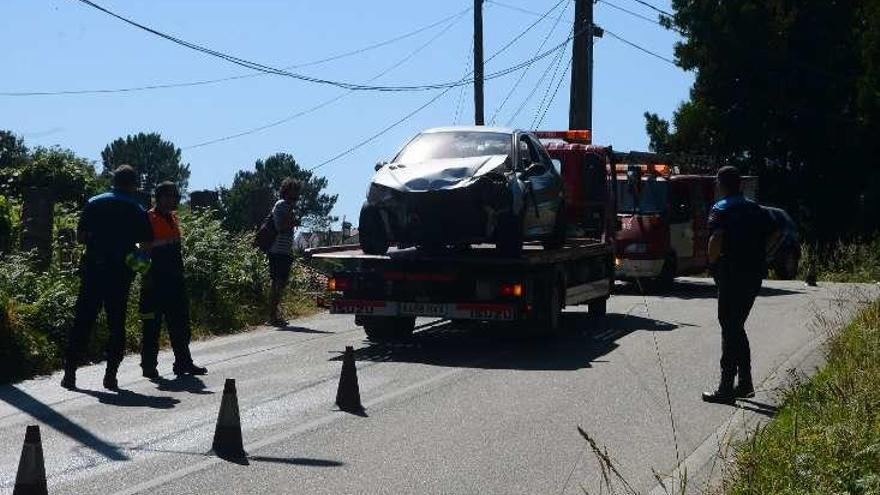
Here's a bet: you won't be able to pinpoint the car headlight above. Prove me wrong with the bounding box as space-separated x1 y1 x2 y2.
367 184 396 204
624 243 648 254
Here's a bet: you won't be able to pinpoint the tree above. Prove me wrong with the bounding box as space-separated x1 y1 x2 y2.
645 0 880 242
220 153 337 232
101 132 190 194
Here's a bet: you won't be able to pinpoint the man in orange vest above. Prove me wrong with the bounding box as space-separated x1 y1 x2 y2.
140 182 207 378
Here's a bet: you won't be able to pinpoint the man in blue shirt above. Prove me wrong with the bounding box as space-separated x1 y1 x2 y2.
702 166 775 404
62 165 153 391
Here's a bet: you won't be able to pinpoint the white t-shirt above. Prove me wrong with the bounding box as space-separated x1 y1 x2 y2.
269 199 295 255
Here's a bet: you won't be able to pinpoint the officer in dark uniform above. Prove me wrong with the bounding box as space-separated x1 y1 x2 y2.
702 166 776 403
139 182 207 378
62 165 153 391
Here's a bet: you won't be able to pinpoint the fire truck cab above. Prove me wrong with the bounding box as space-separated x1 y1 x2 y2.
613 162 757 286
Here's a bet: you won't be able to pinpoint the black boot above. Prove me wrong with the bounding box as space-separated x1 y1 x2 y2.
103 364 119 391
734 369 755 398
142 367 160 379
702 371 736 404
61 365 77 390
173 362 208 376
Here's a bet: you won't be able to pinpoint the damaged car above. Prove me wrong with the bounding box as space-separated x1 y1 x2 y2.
359 126 566 255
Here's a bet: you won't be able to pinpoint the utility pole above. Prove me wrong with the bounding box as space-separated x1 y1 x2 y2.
569 0 593 130
474 0 485 125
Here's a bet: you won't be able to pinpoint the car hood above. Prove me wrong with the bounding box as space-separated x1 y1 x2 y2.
371 155 508 192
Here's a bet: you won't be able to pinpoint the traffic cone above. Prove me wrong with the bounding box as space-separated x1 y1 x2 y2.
335 346 364 413
13 425 48 495
211 379 247 461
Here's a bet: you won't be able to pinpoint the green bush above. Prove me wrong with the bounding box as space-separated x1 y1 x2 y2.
801 236 880 283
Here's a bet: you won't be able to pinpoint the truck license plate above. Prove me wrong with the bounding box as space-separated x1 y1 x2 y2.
332 300 394 316
469 307 513 320
452 304 515 321
400 302 448 317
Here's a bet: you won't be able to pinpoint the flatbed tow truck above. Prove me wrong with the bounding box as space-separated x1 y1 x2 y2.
306 130 617 342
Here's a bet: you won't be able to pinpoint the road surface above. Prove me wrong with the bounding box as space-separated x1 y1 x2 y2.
1 278 876 494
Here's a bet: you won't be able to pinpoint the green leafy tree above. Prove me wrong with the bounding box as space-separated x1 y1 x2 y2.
220 153 337 232
101 132 190 194
647 0 880 241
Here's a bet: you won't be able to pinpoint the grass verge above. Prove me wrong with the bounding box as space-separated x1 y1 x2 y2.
723 299 880 494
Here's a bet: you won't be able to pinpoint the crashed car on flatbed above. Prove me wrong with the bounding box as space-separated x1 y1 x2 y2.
359 126 566 255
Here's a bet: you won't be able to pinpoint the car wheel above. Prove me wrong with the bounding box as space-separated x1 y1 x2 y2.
496 212 523 256
361 316 415 342
542 201 567 250
359 204 390 255
775 250 800 280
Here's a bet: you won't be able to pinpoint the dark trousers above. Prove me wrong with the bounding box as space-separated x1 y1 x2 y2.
139 277 192 370
66 262 134 369
717 272 763 378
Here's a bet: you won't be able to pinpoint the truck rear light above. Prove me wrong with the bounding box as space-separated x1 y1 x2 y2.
499 283 523 297
328 277 352 292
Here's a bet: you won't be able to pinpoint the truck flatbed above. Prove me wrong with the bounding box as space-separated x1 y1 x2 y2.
306 238 609 266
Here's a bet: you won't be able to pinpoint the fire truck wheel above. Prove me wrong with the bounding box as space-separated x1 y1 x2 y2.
588 297 607 317
774 250 800 280
362 316 415 342
655 253 677 289
359 204 390 255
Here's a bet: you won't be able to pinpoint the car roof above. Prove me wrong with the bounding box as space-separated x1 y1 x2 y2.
421 125 519 135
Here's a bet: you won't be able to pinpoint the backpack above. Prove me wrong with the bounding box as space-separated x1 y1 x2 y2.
253 213 277 253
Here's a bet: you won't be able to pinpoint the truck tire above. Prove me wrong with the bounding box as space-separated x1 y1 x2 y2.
361 316 415 342
588 297 607 317
496 212 523 256
359 204 390 255
542 202 567 250
535 277 564 335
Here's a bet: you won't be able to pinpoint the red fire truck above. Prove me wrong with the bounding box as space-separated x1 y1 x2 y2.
612 162 757 287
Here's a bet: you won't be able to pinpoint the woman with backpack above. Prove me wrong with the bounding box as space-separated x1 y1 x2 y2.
262 178 302 327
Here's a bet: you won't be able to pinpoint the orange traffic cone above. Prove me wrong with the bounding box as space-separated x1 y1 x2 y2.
211 379 247 461
335 346 364 413
13 425 48 495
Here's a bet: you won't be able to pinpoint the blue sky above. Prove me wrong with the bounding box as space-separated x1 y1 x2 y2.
2 0 693 226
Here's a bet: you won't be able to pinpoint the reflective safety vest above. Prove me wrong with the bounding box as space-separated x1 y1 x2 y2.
149 209 181 248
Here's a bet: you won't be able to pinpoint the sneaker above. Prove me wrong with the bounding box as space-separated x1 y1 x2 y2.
733 382 755 399
701 387 736 404
173 363 208 376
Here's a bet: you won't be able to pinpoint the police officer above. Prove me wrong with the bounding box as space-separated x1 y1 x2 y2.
702 166 775 403
62 165 153 391
140 182 207 378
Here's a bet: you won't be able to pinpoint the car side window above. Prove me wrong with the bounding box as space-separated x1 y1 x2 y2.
528 136 555 173
518 137 532 170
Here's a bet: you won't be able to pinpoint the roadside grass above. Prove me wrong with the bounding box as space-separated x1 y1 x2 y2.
801 237 880 283
721 298 880 494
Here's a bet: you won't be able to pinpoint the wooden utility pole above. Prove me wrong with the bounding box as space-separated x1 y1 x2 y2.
474 0 485 125
569 0 593 130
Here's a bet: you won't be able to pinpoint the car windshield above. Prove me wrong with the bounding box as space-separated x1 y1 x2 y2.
394 131 511 163
617 179 668 214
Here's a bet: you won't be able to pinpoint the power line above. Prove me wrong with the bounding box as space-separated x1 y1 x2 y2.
184 10 468 150
1 7 471 97
69 0 566 93
602 28 678 66
622 0 673 18
484 0 546 17
597 0 666 28
533 54 573 129
490 0 570 124
507 43 568 126
307 0 575 172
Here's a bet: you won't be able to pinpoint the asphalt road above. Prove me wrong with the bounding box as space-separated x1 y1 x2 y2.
1 278 876 495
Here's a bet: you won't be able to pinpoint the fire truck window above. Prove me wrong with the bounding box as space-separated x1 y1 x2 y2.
670 187 692 223
551 159 561 174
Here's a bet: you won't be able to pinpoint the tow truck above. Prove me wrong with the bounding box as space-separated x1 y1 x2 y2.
307 130 616 341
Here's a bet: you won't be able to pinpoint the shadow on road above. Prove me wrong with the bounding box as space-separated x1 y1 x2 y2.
151 375 214 395
736 398 779 418
0 385 129 460
331 312 684 371
128 446 344 467
615 279 803 300
76 388 180 409
275 325 333 334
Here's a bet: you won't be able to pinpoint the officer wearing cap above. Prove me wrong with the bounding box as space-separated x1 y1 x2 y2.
702 166 776 404
62 165 153 391
139 181 207 378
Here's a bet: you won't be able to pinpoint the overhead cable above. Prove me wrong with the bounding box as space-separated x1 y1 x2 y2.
1 6 471 97
69 0 566 93
307 0 575 172
622 0 674 18
533 54 573 129
598 0 679 31
602 28 678 66
184 10 468 149
507 44 568 126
